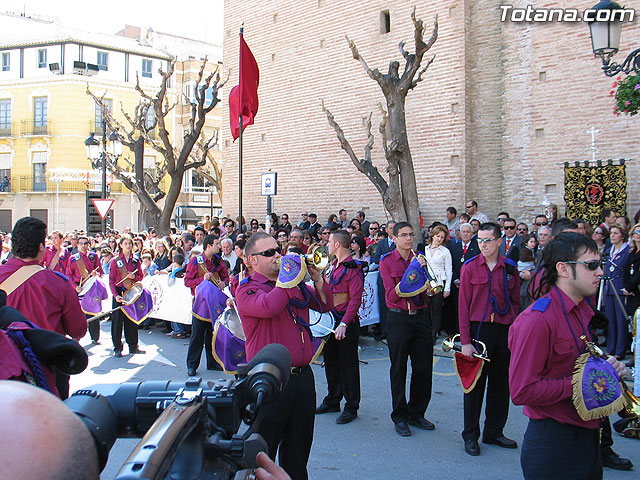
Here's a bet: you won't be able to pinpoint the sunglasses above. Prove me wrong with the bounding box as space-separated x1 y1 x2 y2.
503 225 516 230
321 231 330 235
476 238 496 244
251 248 279 257
633 230 640 235
369 227 379 230
78 241 89 245
498 218 508 222
277 234 288 238
536 222 548 226
563 260 601 271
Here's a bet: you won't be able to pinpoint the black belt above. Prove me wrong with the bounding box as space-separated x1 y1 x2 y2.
389 308 424 316
291 365 311 375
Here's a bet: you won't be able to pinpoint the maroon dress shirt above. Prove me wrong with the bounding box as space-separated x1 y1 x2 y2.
379 249 429 311
327 255 364 324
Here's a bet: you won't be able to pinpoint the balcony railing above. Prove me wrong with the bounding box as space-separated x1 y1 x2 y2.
0 123 13 137
89 120 112 137
21 120 50 136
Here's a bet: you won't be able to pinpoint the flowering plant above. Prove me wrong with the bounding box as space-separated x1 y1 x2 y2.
611 74 640 116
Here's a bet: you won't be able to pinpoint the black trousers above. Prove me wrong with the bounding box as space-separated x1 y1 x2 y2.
387 309 433 424
377 275 389 336
521 418 602 480
442 285 459 335
257 366 315 480
111 298 139 352
321 320 361 413
462 322 510 442
186 317 215 371
86 313 100 342
429 292 444 341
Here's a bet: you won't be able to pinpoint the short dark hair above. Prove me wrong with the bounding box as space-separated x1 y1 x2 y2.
339 209 346 215
551 218 578 237
245 232 273 256
446 206 457 216
535 214 548 222
183 234 196 244
600 208 614 222
330 229 351 248
393 221 412 236
497 211 510 218
11 217 47 259
194 226 205 233
478 222 501 239
357 210 365 219
234 238 247 250
468 200 478 208
309 213 317 219
538 232 599 295
172 253 185 265
503 217 517 226
203 234 218 248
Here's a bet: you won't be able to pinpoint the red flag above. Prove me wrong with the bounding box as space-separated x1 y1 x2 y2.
229 35 259 140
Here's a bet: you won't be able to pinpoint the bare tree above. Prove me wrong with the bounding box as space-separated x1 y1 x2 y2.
322 8 438 239
87 60 224 235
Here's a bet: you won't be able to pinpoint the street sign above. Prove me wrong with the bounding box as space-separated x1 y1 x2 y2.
91 198 115 221
261 172 277 196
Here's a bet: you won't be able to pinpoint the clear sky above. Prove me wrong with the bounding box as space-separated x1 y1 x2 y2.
4 0 224 44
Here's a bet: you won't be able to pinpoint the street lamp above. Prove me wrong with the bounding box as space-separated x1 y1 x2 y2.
84 128 122 232
588 0 639 76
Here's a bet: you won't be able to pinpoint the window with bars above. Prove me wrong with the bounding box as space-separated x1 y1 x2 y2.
0 99 10 135
33 97 47 133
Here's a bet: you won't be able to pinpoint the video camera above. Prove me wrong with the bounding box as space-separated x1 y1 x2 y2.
65 343 291 480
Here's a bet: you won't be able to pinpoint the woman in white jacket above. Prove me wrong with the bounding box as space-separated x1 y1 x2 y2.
423 225 452 343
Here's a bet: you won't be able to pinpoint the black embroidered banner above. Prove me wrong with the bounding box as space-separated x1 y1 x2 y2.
564 163 627 227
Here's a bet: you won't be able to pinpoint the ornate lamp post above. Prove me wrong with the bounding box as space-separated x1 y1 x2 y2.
589 0 639 76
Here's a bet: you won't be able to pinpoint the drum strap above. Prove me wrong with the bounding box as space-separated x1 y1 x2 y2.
76 256 89 281
0 265 44 296
198 262 221 282
118 263 134 290
47 247 63 271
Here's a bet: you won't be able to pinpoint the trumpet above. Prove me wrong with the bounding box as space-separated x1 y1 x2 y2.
302 245 329 270
442 334 491 362
411 250 443 296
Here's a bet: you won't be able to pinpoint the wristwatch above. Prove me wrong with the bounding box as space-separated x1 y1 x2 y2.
339 322 347 328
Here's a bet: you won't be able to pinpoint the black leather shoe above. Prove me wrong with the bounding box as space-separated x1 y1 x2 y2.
408 417 435 430
394 422 411 437
129 348 146 355
114 350 123 358
336 411 357 424
482 435 518 449
464 439 480 456
316 403 340 414
187 368 197 376
602 451 633 471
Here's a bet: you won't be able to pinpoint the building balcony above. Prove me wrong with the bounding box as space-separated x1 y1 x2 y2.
14 176 125 193
0 123 13 137
21 120 50 136
89 120 112 137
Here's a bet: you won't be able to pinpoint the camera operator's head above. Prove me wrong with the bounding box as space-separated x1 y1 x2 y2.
11 216 47 261
0 380 99 480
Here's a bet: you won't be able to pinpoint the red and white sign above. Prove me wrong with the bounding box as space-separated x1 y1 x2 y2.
91 199 115 221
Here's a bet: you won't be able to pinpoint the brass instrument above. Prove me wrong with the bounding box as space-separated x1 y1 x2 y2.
442 334 491 362
411 250 443 296
302 245 329 270
580 336 640 420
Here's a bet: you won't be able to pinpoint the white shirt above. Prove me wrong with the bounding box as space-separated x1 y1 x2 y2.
424 245 453 292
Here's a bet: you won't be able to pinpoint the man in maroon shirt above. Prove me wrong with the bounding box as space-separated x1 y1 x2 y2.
379 221 435 437
236 232 332 480
458 222 520 456
40 229 69 274
0 217 86 398
316 229 365 424
509 232 628 479
67 235 103 344
184 234 229 376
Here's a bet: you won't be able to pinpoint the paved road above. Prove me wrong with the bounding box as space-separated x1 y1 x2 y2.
69 322 638 480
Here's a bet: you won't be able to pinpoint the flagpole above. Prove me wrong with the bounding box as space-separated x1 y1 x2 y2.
238 24 244 234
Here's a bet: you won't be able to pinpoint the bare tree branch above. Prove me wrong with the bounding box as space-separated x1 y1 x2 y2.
346 35 384 85
410 55 436 90
322 101 388 197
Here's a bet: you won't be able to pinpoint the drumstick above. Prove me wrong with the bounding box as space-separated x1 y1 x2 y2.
115 274 134 286
79 267 100 288
314 323 336 334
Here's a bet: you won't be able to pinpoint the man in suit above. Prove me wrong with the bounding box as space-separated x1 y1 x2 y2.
445 223 480 335
498 218 521 263
372 221 396 338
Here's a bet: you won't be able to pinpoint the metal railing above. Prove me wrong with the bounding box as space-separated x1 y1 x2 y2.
21 120 49 136
0 124 13 137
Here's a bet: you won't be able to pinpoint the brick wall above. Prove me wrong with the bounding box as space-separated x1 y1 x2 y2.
222 1 640 227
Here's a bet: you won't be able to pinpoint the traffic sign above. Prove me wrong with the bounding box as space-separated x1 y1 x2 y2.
91 198 115 221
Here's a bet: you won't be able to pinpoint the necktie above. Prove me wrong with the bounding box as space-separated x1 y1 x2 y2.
506 239 511 252
463 244 468 255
